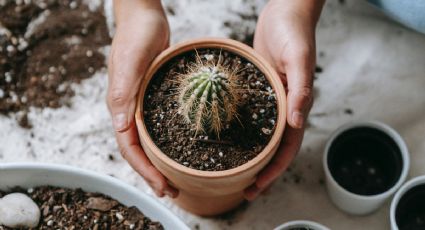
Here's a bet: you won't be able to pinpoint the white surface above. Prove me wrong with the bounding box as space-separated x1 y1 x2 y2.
0 193 40 228
323 121 410 215
0 0 424 229
274 220 330 230
0 163 189 230
390 175 425 230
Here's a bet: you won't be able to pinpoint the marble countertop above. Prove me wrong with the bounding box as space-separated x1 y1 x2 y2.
1 0 424 229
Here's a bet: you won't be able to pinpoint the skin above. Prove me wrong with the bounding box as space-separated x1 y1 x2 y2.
107 0 324 200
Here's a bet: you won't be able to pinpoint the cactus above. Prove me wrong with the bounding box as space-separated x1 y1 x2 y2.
178 58 240 136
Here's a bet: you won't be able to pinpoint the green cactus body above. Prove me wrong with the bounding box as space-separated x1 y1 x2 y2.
179 65 238 136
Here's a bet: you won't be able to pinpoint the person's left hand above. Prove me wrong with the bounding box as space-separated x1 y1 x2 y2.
244 0 324 200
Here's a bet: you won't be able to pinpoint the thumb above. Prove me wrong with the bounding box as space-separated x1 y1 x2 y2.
107 48 150 132
283 50 314 129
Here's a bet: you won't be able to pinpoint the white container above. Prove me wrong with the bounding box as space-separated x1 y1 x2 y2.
274 220 330 230
0 163 189 230
390 175 425 230
323 121 410 215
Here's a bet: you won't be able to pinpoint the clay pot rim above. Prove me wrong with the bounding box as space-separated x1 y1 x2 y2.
135 37 286 179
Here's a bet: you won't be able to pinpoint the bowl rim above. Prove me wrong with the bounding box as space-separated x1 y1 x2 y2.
323 120 410 200
0 162 189 230
135 37 287 178
273 220 330 230
390 175 425 229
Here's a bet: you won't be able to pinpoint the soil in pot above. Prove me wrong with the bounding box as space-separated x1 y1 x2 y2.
395 184 425 230
327 127 403 195
0 0 111 128
0 186 163 230
144 48 278 171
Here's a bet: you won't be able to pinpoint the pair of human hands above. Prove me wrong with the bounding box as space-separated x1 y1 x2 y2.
107 0 324 200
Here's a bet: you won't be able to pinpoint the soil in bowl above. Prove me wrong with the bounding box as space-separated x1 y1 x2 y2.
395 184 425 230
327 127 403 195
144 48 277 171
0 186 163 230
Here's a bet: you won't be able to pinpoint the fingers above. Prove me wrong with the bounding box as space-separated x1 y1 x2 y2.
283 48 315 129
107 46 147 132
107 11 169 132
116 121 179 198
244 126 304 200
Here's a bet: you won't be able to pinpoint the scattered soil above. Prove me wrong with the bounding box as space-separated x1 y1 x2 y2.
0 0 111 128
0 186 163 230
144 49 277 171
314 66 323 73
344 108 353 115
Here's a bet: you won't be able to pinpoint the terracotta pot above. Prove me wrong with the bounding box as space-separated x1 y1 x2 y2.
135 38 286 216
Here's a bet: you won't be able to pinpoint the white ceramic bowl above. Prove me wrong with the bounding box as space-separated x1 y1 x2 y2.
274 220 330 230
323 121 410 215
0 163 189 230
390 175 425 230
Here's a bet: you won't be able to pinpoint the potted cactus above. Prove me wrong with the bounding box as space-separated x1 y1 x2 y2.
135 38 286 216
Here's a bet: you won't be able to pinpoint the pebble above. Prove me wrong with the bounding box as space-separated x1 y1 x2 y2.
115 212 124 221
261 127 272 135
259 109 265 114
86 50 93 57
252 113 258 120
0 193 40 228
201 154 208 161
47 220 53 226
69 1 77 9
218 152 223 157
6 45 15 53
85 197 118 212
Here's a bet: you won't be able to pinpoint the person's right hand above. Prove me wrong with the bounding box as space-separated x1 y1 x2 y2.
107 0 178 198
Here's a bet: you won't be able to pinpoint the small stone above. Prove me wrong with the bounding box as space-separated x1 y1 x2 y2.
86 50 93 57
69 1 77 9
116 212 124 221
0 193 40 228
252 113 258 120
201 154 208 161
6 45 15 53
218 152 223 157
27 188 33 194
259 109 265 114
85 197 118 212
183 162 189 166
261 127 272 135
46 220 53 226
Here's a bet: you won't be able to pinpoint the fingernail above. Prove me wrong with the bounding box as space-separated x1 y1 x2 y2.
113 113 127 131
292 111 304 128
